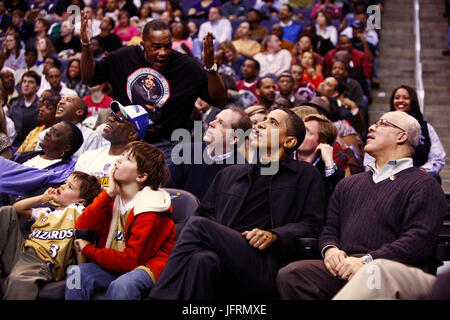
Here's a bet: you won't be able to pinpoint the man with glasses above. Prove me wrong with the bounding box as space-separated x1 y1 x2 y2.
277 111 446 300
75 101 150 189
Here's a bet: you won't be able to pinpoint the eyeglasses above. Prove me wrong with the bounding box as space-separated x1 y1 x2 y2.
374 118 406 132
110 111 125 123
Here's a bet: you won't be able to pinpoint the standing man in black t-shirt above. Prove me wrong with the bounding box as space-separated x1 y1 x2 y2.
80 11 227 162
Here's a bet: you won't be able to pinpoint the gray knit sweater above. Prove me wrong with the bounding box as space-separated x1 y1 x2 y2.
320 167 446 267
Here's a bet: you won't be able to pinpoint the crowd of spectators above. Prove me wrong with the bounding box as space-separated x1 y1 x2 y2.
0 0 448 302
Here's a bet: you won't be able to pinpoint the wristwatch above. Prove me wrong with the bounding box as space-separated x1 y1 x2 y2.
362 254 373 264
204 63 218 73
324 162 337 177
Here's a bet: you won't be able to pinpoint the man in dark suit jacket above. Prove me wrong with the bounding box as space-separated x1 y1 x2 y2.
131 74 160 110
150 108 326 299
168 106 251 201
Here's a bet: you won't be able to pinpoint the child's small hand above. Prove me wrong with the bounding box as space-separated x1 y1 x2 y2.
43 187 57 202
74 239 90 253
106 165 120 197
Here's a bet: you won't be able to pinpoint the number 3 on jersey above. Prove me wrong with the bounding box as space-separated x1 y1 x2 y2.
49 244 60 259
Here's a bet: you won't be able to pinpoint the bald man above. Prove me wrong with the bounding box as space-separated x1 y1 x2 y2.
277 111 446 300
35 95 103 161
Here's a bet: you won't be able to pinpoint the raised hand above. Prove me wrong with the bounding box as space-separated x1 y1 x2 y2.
43 187 58 202
202 32 215 69
106 165 120 197
80 10 93 44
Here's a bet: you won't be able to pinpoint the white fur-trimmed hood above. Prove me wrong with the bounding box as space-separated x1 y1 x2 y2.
133 187 171 215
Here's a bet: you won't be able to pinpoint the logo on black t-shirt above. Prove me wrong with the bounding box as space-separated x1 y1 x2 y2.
127 68 170 124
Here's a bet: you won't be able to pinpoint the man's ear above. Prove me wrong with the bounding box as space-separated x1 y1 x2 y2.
63 143 72 154
397 131 409 145
283 136 297 150
229 134 239 146
128 128 139 142
77 198 86 206
75 108 84 117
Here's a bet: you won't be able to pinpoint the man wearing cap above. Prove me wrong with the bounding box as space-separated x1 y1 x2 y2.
75 101 150 188
276 71 306 107
341 19 377 63
79 13 226 162
277 111 446 300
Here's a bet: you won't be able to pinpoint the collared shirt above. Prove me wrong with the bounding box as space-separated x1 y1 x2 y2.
321 157 413 259
198 18 233 43
206 146 234 162
367 157 413 184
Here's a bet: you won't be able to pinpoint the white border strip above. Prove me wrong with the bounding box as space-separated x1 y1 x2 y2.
413 0 425 113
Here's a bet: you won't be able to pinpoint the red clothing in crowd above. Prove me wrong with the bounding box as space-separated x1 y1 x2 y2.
301 71 324 90
76 189 176 279
82 94 114 117
323 48 373 80
235 79 258 97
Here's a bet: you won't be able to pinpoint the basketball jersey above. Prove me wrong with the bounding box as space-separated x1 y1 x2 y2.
25 203 84 280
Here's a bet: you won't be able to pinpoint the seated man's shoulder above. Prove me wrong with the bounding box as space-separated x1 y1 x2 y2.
216 163 250 179
289 158 321 175
405 167 444 189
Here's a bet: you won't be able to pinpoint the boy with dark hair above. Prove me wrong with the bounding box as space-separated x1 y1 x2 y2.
65 141 176 300
0 171 102 300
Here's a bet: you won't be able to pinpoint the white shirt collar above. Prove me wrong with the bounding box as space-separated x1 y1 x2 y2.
280 20 293 27
206 146 234 161
367 157 413 183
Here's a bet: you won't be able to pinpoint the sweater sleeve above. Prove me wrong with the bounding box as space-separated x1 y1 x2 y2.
82 213 172 273
319 179 344 252
75 190 114 233
367 178 446 265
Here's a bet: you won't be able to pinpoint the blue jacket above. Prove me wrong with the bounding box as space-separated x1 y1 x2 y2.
0 156 75 199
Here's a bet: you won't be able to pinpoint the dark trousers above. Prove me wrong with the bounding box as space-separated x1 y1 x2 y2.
149 216 283 300
276 259 347 300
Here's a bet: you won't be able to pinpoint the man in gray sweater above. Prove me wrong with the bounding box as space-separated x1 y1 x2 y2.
276 111 446 300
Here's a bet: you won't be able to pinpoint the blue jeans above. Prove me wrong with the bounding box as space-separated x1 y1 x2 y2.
65 263 154 300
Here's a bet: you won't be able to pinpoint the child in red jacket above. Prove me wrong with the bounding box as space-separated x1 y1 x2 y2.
65 141 176 300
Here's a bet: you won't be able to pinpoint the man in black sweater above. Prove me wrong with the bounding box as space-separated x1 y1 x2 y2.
277 111 446 300
150 108 326 299
168 106 251 201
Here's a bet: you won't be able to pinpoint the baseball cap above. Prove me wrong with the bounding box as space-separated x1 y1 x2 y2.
110 101 150 140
